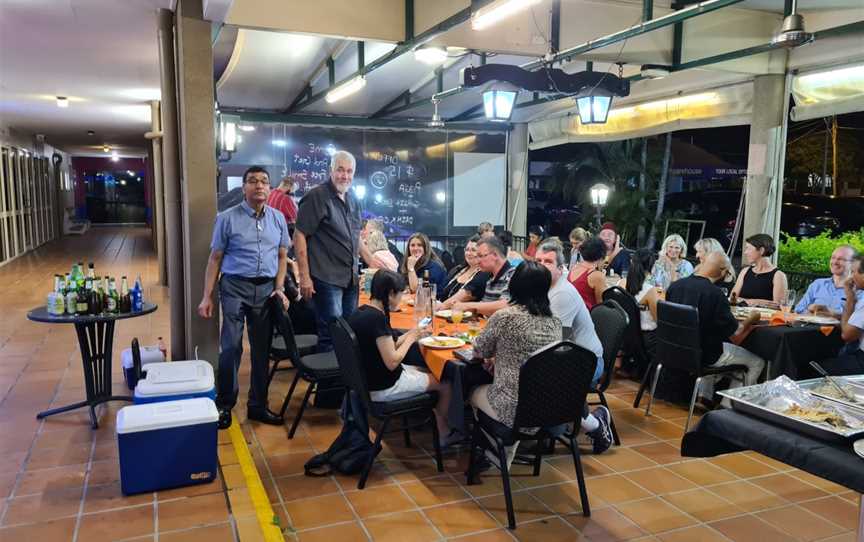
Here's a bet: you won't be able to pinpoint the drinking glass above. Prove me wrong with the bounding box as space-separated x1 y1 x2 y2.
467 321 480 341
451 310 463 325
781 289 797 322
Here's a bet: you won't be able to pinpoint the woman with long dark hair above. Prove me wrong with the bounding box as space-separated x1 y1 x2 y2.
568 237 607 309
439 235 490 306
618 249 662 377
347 270 451 441
399 232 447 294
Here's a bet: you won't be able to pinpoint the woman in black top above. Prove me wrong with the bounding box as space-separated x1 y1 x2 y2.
347 270 452 444
731 233 788 307
439 235 490 306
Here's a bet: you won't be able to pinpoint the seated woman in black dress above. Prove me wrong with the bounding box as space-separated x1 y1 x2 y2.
438 235 490 307
731 233 788 307
347 270 452 443
399 233 448 295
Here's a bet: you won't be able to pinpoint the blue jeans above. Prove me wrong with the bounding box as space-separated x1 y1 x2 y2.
310 278 358 352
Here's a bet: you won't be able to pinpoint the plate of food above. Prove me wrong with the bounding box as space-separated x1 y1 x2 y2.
795 314 840 326
434 310 472 320
419 336 466 349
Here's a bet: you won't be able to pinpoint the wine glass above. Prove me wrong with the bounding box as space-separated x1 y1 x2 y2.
781 289 797 322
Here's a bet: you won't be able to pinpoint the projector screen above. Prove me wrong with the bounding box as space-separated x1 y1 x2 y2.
452 152 506 227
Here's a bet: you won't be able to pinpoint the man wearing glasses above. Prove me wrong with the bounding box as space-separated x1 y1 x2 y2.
199 166 291 429
451 236 516 317
796 245 863 317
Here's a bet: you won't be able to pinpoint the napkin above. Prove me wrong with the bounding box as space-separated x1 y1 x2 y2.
769 311 787 326
820 326 833 336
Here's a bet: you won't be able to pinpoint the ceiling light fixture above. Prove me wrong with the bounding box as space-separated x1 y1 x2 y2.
325 76 367 103
576 88 613 125
428 97 445 128
414 46 448 65
238 125 256 132
56 96 69 108
482 88 518 122
87 130 95 136
471 0 541 31
772 0 813 48
103 145 111 153
111 152 119 162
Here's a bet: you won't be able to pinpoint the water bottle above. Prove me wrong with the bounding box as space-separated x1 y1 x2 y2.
131 275 143 312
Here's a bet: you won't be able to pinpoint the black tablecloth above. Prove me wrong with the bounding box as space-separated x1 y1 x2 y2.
682 409 864 493
742 323 843 380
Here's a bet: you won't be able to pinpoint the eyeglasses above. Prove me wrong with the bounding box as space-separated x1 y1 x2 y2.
476 252 491 259
245 178 269 186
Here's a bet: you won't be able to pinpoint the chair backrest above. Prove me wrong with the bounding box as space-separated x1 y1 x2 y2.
656 300 702 374
269 296 301 363
131 337 143 380
513 341 598 429
602 286 646 358
330 318 373 411
590 299 629 392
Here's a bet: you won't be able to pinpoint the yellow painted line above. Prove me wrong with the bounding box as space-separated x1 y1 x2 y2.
227 421 285 542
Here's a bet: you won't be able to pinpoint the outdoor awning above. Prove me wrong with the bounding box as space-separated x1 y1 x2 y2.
790 63 864 122
528 82 753 149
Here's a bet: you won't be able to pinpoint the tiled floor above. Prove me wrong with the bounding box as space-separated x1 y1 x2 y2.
1 228 861 541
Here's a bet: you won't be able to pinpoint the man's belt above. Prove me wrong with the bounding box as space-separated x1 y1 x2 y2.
224 274 274 285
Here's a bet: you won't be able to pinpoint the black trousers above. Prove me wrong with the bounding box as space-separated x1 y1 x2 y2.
218 275 274 411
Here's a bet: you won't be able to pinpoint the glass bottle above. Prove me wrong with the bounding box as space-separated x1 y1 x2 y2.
120 276 131 313
107 277 119 313
65 273 77 315
78 277 91 314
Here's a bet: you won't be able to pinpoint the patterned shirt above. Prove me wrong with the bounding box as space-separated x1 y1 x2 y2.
481 261 516 303
473 306 562 428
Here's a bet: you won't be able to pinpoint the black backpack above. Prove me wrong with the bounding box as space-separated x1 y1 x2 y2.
304 391 373 476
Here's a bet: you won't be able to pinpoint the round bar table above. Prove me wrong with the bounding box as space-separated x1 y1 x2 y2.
27 302 158 429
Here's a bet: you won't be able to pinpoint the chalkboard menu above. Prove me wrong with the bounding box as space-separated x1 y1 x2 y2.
217 125 505 237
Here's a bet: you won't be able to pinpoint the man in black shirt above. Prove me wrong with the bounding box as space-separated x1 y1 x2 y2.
666 252 764 404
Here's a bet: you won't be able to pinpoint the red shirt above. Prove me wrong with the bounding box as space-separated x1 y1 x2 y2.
267 189 297 224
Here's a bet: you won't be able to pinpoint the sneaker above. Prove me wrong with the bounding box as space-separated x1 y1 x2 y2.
586 406 613 454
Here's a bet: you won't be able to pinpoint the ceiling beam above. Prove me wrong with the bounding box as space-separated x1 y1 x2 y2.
287 0 497 113
369 51 471 118
283 41 350 113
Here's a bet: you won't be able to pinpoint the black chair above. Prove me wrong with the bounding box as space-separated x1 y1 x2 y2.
602 287 653 408
588 299 628 446
330 318 443 490
466 341 596 529
645 301 747 433
130 337 144 383
269 312 318 382
270 299 342 439
433 247 455 271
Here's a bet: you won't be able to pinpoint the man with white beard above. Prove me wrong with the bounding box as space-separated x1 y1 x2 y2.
295 150 374 351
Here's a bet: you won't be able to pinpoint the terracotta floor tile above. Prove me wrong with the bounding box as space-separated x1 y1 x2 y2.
363 510 439 542
609 424 659 446
155 475 223 500
585 475 652 504
477 491 554 525
614 497 696 534
0 473 17 500
708 480 788 512
749 473 830 503
381 458 439 485
657 525 729 542
799 496 859 531
529 481 594 516
424 500 499 537
623 467 697 495
157 492 230 532
221 463 245 490
666 460 738 486
634 420 684 441
513 516 580 541
15 463 88 495
2 486 83 525
0 451 29 475
76 504 154 542
284 494 355 530
0 517 76 542
401 475 470 508
708 453 778 478
84 481 153 513
462 471 524 498
546 455 613 480
757 504 846 541
565 506 647 541
274 473 339 502
661 488 744 522
25 443 92 471
296 521 368 542
226 487 256 518
593 447 659 473
709 514 794 542
158 523 236 542
452 529 516 541
630 443 684 466
792 471 849 494
344 484 415 518
265 452 310 478
509 463 573 489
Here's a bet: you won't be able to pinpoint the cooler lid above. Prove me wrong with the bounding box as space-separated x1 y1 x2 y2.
134 360 214 396
116 398 219 434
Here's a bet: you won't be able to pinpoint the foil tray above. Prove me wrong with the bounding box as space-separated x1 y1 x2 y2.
797 375 864 412
718 378 864 442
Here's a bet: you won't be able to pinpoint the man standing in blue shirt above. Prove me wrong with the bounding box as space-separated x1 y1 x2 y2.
199 166 291 429
796 245 863 317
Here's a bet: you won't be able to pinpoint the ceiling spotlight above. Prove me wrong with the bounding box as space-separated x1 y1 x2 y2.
238 125 256 132
428 97 445 128
325 76 367 104
87 130 95 136
640 64 671 79
111 151 119 162
471 0 541 31
414 46 448 65
103 145 111 153
56 96 69 108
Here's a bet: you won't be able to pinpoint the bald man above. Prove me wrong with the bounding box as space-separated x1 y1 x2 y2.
796 245 863 317
665 251 765 406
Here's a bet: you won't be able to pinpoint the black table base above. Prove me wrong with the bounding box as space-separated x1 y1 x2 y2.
37 320 132 428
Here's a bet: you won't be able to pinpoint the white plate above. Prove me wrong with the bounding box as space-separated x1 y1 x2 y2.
434 310 472 319
796 314 840 326
854 439 864 459
419 336 466 349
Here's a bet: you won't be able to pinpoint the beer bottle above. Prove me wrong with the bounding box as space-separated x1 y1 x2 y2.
78 277 91 314
47 275 65 315
75 262 86 291
120 276 131 313
107 277 119 313
65 273 77 315
90 277 103 314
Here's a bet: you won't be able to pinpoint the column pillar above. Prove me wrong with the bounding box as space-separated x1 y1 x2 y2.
157 8 187 360
506 123 528 238
149 100 167 286
743 73 790 262
175 0 219 365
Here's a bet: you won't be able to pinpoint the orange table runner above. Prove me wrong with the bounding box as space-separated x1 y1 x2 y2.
358 293 485 379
